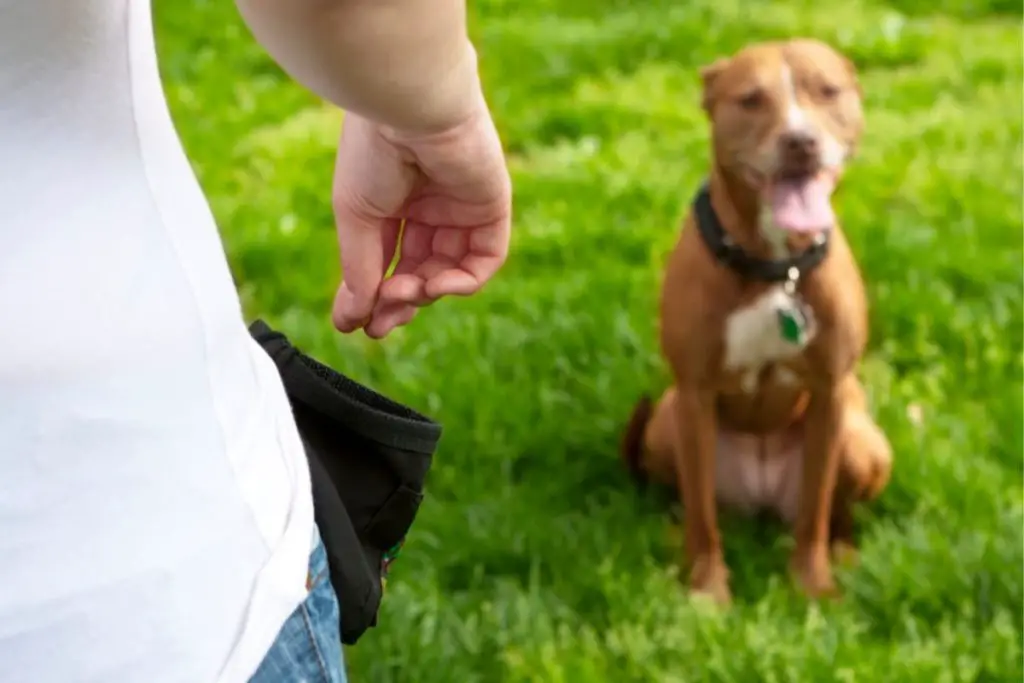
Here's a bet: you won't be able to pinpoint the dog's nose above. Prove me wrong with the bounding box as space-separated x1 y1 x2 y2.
779 131 819 158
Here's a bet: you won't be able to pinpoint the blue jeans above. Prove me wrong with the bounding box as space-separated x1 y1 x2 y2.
249 531 348 682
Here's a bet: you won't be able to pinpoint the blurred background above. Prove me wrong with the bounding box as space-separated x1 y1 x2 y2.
154 1 1022 681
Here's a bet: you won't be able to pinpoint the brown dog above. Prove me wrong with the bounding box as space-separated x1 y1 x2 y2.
621 39 892 603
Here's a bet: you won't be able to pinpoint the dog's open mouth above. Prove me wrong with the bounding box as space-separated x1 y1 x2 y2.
763 170 837 234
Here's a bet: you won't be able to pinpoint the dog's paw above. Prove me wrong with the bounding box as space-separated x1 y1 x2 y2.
789 548 840 600
690 580 733 606
830 539 860 567
687 554 733 605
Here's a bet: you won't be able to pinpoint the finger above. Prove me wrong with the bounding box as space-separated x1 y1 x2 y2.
377 222 435 306
423 268 485 298
378 274 428 306
331 115 414 333
395 220 435 265
332 220 385 333
338 218 403 332
331 214 401 335
367 288 418 328
424 224 509 299
365 303 419 339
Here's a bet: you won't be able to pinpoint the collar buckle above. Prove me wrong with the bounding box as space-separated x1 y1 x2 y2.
783 266 801 295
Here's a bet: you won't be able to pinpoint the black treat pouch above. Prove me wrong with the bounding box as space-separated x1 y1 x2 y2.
249 320 442 645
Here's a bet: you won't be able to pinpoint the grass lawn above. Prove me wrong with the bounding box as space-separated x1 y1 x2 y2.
155 1 1022 680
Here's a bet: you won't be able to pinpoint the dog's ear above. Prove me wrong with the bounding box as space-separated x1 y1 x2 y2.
699 58 730 113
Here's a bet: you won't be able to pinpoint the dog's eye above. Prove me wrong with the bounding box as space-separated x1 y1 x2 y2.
820 83 842 100
737 89 765 110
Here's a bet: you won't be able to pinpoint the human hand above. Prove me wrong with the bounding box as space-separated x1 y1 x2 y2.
330 94 512 339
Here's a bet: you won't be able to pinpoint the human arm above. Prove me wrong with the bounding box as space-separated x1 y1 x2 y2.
234 0 481 134
235 0 511 338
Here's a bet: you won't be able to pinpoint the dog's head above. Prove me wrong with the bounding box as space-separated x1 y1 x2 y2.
700 40 864 239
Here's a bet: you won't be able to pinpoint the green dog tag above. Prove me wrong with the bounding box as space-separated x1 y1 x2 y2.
777 305 807 345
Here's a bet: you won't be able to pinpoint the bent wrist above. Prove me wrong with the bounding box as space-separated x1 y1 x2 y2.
380 39 485 138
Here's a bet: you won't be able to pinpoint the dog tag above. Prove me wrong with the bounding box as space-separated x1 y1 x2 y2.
777 301 808 345
777 266 810 345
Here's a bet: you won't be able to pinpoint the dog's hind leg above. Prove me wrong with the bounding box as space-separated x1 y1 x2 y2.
620 387 684 488
829 376 893 563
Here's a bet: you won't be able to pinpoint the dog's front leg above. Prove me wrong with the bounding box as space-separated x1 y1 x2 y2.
791 380 844 598
675 385 730 604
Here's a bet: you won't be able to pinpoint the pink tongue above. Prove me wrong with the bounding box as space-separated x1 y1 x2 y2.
769 175 836 233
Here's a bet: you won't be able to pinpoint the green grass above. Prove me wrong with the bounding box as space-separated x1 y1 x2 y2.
155 1 1023 680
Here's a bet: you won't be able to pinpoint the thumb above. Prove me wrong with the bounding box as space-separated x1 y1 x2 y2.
331 195 387 334
330 113 416 333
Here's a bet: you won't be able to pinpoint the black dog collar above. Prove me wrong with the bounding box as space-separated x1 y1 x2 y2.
693 181 830 284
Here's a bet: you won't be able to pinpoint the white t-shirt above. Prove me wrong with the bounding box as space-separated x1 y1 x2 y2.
0 1 315 681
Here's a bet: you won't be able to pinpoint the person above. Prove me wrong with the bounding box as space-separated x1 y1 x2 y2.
0 0 511 681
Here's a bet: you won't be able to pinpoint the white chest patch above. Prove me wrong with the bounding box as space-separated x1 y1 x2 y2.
723 286 816 392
